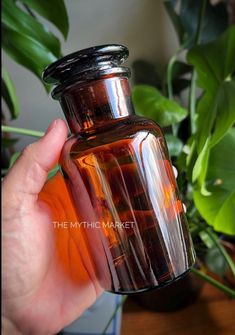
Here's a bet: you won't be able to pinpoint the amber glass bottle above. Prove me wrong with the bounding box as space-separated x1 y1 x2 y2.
43 45 195 294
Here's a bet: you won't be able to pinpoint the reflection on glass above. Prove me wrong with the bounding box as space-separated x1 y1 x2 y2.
61 125 195 293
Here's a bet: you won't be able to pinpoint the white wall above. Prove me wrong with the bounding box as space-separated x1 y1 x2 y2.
3 0 178 150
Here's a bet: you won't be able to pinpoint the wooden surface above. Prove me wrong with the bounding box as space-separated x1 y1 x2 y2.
121 281 235 335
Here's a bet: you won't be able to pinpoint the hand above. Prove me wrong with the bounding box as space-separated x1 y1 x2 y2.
2 119 103 335
172 166 187 214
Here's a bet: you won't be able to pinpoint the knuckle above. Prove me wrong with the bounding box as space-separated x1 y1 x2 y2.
21 143 35 158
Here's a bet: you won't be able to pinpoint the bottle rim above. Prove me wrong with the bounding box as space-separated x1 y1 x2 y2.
42 44 130 99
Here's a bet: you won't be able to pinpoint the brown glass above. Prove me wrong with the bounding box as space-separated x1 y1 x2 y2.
57 75 195 293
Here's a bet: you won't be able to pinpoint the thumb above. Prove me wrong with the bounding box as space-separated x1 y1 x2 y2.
3 119 68 206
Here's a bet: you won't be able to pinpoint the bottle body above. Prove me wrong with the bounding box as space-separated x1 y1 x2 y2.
60 114 195 293
43 45 195 294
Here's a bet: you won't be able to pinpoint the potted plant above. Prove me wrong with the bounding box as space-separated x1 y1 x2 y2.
2 0 235 327
130 0 235 311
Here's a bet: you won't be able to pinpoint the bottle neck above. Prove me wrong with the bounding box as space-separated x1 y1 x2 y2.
59 76 134 134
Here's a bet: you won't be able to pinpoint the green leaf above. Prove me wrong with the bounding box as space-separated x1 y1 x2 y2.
2 26 57 84
165 134 183 157
164 0 228 49
213 190 235 234
199 230 214 249
188 27 235 189
194 188 235 236
193 129 235 235
192 137 210 193
19 0 69 39
192 138 210 182
2 0 61 58
194 190 230 225
132 85 188 127
164 1 186 44
180 0 228 48
195 92 214 152
195 80 235 156
204 247 228 276
210 81 235 148
207 131 235 192
132 60 161 88
187 26 235 93
1 67 20 119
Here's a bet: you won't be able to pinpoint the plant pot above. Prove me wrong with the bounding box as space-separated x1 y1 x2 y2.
130 271 203 312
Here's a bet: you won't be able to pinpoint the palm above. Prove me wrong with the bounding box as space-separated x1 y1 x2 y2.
3 172 102 334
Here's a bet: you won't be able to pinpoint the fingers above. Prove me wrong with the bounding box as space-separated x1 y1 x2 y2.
3 119 68 205
172 165 178 179
172 165 187 213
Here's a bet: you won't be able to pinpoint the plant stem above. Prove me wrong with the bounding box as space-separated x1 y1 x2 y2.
189 0 207 135
2 125 44 138
191 268 235 298
166 50 180 136
102 296 127 334
204 227 235 278
195 221 235 278
189 71 197 134
167 53 177 101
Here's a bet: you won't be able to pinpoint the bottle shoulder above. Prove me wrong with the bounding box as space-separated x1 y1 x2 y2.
122 115 162 131
62 115 164 159
79 115 162 140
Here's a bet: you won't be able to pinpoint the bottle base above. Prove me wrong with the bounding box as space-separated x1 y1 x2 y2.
106 267 193 295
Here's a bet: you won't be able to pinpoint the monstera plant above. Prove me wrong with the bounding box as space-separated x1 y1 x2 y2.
132 0 235 297
2 0 68 170
2 0 235 308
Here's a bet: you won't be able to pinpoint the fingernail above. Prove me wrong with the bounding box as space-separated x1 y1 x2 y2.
45 119 58 135
172 166 178 179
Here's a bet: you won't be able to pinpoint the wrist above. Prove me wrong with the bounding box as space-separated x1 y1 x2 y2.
2 316 23 335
